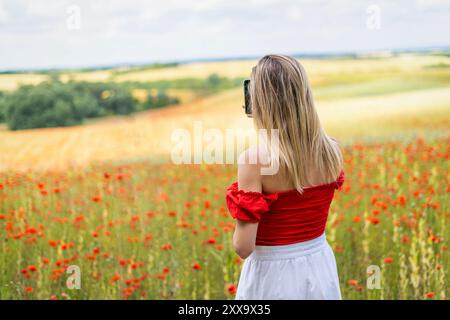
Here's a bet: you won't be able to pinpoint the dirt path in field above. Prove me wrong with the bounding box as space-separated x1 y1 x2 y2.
0 87 449 172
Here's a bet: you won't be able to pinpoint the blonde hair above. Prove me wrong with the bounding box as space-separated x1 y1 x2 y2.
250 54 343 194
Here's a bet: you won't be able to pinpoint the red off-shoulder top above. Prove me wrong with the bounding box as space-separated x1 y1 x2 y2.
226 169 345 245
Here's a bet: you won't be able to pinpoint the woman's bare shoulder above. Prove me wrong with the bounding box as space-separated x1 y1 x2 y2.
236 145 269 192
237 145 270 166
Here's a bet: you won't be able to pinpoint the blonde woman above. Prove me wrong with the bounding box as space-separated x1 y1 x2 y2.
226 54 345 300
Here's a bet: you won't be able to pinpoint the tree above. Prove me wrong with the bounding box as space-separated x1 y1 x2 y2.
0 91 5 122
5 83 81 130
3 81 177 130
99 87 136 115
206 73 221 88
144 90 179 110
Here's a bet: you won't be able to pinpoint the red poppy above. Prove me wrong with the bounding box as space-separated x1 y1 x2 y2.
111 273 121 282
397 195 407 206
167 211 177 217
348 279 358 287
383 257 394 264
119 259 127 267
227 284 237 295
192 263 201 270
424 292 434 299
48 240 59 248
368 217 380 225
28 265 38 272
24 286 33 293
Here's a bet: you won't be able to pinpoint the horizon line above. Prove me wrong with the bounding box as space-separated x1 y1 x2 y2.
1 44 450 74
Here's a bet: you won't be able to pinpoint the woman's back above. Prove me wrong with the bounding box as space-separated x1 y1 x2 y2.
244 145 342 194
262 160 339 194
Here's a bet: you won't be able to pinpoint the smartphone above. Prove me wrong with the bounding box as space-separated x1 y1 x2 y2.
243 79 252 116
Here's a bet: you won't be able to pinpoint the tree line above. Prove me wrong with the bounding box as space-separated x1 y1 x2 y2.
0 81 179 130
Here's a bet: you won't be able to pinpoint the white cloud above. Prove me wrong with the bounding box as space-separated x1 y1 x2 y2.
286 6 303 21
25 0 68 17
415 0 450 10
0 0 448 70
0 2 9 23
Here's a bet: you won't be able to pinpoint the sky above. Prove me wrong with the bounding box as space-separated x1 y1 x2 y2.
0 0 449 71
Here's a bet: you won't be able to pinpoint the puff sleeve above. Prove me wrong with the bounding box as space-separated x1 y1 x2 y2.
334 169 345 190
225 182 278 223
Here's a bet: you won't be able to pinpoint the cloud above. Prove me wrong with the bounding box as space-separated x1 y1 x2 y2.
0 2 9 24
415 0 450 10
0 0 448 70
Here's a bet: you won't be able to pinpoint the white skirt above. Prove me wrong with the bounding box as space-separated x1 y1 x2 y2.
235 233 342 300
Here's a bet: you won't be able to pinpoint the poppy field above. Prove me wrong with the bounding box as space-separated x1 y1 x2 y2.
0 54 449 300
0 134 448 299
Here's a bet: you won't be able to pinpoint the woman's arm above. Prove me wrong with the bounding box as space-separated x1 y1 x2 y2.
232 149 262 259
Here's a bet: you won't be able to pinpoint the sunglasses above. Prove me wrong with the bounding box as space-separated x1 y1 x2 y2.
242 79 252 117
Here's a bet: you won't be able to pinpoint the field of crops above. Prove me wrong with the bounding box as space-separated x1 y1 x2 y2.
0 54 449 299
0 135 448 299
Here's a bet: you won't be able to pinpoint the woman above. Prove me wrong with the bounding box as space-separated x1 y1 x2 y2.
226 54 345 300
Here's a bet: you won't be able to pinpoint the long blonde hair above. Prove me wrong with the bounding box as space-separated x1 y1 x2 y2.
250 54 343 194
